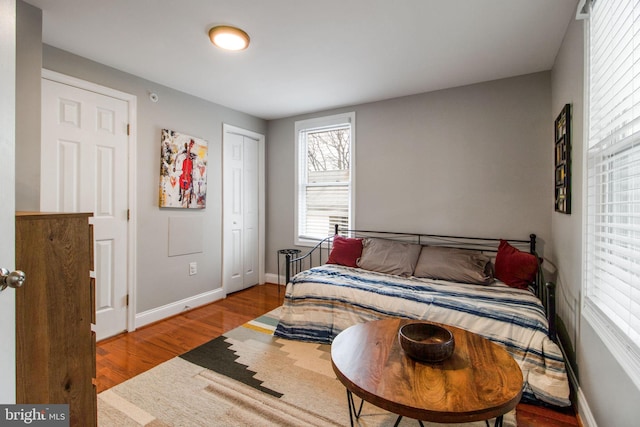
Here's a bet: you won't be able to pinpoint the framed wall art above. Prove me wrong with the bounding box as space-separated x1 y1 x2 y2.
554 104 571 214
159 129 208 209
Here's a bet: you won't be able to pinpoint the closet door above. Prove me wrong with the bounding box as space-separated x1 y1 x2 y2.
223 128 260 293
242 136 259 287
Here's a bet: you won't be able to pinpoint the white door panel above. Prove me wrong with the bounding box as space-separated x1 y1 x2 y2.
55 139 80 211
41 78 129 340
224 132 244 293
231 229 242 280
223 128 261 293
244 226 256 276
243 138 259 284
95 240 114 309
0 0 16 401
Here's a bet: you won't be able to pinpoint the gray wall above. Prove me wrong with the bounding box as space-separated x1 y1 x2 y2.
266 72 552 275
551 17 640 426
15 0 41 211
16 30 267 314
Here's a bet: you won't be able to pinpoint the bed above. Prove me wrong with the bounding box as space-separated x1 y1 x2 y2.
274 228 570 408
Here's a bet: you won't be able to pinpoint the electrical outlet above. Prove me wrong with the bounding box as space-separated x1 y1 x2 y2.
189 262 197 276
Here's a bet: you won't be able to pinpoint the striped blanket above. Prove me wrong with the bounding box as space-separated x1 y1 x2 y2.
274 264 570 407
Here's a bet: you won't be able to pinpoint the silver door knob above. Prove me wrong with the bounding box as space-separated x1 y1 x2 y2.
0 268 26 292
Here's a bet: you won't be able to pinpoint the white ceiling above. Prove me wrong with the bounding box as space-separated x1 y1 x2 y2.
24 0 578 120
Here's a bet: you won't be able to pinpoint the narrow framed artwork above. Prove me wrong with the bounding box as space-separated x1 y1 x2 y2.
554 104 571 214
159 129 208 209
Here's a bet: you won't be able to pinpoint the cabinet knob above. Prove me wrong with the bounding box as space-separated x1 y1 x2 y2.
0 268 26 292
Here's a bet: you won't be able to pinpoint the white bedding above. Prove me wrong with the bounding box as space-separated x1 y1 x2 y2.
274 264 571 407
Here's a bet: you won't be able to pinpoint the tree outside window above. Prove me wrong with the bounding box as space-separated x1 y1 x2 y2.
295 113 355 244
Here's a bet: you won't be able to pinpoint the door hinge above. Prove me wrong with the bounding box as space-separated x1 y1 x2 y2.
127 209 130 221
127 124 130 135
126 294 129 306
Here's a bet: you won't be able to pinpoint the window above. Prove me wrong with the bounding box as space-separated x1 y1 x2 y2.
295 112 355 245
584 0 640 389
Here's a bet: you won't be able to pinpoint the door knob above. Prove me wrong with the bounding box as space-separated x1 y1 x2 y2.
0 268 26 292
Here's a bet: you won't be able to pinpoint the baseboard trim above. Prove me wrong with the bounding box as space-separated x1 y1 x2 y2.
265 273 285 286
575 383 597 427
135 288 226 329
558 339 597 427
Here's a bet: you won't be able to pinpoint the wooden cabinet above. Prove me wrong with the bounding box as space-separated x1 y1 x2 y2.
15 212 96 427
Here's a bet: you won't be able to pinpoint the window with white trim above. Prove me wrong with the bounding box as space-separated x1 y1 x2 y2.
584 0 640 389
295 112 355 245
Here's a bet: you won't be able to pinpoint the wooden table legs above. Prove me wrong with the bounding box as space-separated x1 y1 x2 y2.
344 389 504 427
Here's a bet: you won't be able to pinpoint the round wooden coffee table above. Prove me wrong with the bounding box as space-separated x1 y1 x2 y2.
331 319 523 427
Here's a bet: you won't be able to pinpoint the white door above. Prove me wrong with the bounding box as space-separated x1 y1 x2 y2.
243 137 259 287
0 0 16 403
41 77 129 340
223 127 262 293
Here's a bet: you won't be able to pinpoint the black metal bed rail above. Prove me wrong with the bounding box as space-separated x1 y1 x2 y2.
340 228 535 254
285 235 333 287
535 254 557 342
283 226 557 342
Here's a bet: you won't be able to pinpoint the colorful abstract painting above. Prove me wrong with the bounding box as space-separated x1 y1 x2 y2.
159 129 208 208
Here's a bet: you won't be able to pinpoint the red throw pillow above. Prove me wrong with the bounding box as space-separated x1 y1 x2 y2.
494 240 538 289
327 236 363 268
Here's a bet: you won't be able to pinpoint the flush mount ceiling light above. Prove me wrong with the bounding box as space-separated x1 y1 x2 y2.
209 26 250 51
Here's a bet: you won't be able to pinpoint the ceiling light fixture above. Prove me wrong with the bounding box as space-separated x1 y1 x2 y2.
209 26 250 51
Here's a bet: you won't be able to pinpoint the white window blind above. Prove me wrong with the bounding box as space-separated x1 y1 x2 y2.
584 0 640 389
295 113 355 245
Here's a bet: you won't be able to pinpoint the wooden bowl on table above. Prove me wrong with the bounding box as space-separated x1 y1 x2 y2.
398 322 455 363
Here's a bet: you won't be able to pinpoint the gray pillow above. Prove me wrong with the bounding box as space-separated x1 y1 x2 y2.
414 246 495 285
356 238 422 276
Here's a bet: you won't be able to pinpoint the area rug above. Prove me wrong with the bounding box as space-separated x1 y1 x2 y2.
97 307 517 426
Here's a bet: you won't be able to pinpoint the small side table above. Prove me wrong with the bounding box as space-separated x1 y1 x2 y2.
277 249 301 296
331 319 523 427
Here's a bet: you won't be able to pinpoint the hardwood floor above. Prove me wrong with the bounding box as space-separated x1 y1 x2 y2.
96 283 580 426
95 283 282 392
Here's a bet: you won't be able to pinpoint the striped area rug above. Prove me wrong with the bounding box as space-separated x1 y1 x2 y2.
97 308 516 426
